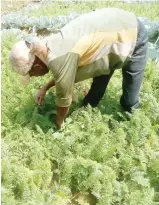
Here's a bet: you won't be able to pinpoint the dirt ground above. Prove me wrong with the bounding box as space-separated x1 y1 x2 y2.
1 0 40 15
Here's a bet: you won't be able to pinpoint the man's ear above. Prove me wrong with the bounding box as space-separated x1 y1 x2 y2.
25 41 31 49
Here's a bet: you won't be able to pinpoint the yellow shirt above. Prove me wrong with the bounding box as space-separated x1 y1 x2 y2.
46 8 138 107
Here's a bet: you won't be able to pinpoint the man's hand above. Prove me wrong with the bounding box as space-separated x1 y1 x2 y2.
35 88 47 105
35 78 55 105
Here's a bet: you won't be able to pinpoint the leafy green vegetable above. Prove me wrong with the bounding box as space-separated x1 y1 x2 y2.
1 2 159 205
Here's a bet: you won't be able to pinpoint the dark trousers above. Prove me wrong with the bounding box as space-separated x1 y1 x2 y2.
83 19 148 112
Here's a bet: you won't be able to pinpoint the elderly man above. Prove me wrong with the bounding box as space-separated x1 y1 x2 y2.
10 8 148 129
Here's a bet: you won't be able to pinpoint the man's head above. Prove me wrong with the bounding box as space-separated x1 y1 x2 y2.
10 38 49 84
28 55 49 77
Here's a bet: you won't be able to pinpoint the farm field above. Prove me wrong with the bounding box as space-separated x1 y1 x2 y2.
1 1 159 205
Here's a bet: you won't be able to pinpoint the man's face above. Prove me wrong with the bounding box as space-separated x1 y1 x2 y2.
29 56 49 77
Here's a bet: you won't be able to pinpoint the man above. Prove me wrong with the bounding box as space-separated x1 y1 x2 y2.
10 8 148 129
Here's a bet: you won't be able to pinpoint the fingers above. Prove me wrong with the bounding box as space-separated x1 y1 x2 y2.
34 89 46 105
38 97 44 105
39 97 44 105
35 96 44 105
84 89 88 96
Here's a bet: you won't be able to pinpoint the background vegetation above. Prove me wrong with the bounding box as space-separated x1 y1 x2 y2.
1 1 159 205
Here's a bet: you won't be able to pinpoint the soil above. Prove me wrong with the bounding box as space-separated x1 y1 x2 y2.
1 0 40 15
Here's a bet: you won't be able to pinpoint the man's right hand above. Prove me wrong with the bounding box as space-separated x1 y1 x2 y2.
35 79 55 105
35 88 47 105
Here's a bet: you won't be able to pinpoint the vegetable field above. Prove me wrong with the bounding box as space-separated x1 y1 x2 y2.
1 1 159 205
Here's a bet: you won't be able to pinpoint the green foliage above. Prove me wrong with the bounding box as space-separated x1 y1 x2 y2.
2 3 159 205
28 1 159 20
2 33 159 204
1 13 80 34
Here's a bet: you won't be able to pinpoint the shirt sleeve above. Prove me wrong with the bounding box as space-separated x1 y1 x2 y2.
48 52 79 107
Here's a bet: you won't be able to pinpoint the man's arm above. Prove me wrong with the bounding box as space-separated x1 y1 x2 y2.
48 53 80 128
35 78 55 104
42 78 55 91
56 106 70 129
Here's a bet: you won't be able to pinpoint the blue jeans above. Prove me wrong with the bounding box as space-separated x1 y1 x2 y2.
83 19 148 112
